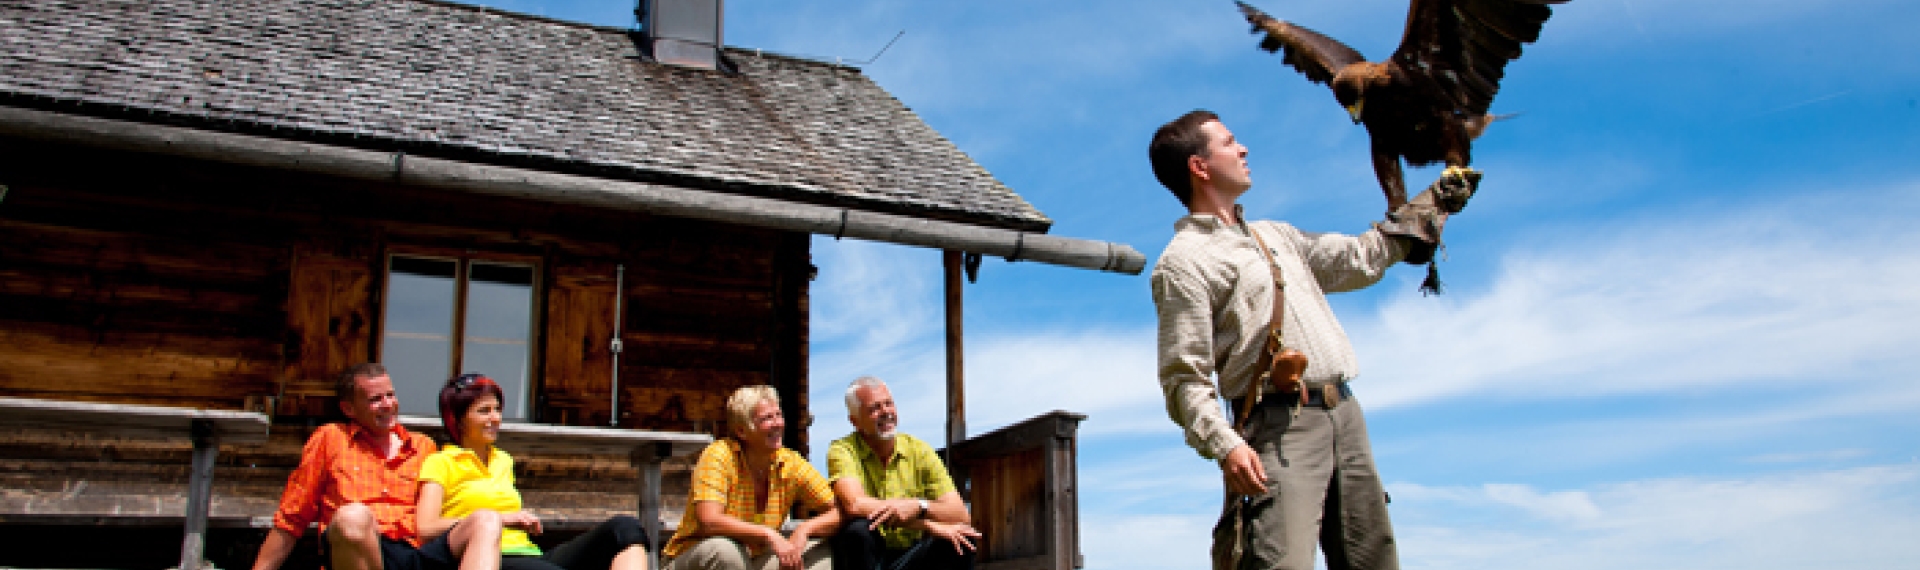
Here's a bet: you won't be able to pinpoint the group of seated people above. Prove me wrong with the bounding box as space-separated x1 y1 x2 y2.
250 363 978 570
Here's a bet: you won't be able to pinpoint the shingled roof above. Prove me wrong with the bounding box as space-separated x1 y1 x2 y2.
0 0 1051 232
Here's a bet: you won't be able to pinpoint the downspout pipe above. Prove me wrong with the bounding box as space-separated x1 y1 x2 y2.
0 106 1147 275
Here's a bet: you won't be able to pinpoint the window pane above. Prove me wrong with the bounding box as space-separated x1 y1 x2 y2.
383 256 456 418
464 262 534 419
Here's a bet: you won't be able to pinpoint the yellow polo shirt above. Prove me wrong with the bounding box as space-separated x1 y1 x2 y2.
825 433 957 549
662 438 835 558
418 444 541 555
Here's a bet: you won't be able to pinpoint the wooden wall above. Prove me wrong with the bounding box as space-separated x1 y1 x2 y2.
0 138 811 443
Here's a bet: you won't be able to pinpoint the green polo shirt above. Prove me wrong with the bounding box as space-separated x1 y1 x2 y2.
826 432 958 549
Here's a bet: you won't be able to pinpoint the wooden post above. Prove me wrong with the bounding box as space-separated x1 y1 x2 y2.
635 442 666 570
180 419 218 570
944 250 966 448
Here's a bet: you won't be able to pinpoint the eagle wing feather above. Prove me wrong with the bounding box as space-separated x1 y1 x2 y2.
1236 1 1367 86
1393 0 1564 116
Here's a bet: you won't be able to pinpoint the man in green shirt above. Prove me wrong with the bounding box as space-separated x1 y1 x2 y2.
826 376 980 570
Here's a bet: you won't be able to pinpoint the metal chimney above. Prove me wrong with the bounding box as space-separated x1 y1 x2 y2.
638 0 723 70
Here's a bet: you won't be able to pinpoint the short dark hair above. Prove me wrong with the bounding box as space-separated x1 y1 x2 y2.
439 373 505 448
335 363 388 403
1148 110 1221 207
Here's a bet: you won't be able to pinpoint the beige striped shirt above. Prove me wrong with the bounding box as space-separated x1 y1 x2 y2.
1150 213 1405 460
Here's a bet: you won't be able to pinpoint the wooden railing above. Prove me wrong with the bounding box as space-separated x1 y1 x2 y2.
944 411 1085 570
0 396 270 570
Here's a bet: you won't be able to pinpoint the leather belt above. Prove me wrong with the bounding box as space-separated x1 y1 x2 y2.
1255 381 1352 410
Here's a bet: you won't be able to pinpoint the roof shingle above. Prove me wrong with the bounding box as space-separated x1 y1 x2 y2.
0 0 1050 231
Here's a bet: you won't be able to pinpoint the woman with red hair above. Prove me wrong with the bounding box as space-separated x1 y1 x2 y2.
417 373 651 570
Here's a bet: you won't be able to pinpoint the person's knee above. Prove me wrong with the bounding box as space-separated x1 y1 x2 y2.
684 537 748 570
605 514 647 545
329 503 379 545
463 509 504 545
832 518 880 546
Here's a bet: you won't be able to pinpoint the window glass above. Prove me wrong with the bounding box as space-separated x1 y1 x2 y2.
383 256 456 418
464 262 535 419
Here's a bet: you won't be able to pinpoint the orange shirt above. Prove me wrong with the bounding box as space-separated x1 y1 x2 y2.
271 422 436 544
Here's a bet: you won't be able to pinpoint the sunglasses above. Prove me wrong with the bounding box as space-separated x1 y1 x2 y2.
451 373 492 390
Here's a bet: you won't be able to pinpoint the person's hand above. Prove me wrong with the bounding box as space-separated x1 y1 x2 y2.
1220 444 1269 496
865 498 914 529
766 530 805 570
924 521 983 555
501 511 543 535
1433 166 1480 214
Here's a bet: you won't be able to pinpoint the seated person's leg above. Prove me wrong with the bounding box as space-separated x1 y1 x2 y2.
799 539 832 570
328 503 385 570
544 515 650 570
829 518 884 570
745 539 828 570
662 537 749 570
502 554 566 570
890 536 976 570
387 534 451 570
443 509 505 570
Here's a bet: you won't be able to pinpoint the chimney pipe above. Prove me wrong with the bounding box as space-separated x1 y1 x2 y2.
637 0 724 71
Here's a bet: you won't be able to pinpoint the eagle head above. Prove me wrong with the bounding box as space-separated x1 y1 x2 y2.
1330 63 1390 124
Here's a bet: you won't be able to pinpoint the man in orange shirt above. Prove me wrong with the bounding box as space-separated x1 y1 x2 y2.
250 363 504 570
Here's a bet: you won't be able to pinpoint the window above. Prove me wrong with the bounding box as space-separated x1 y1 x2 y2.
380 253 538 419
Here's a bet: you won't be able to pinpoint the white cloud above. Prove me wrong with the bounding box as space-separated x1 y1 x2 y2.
1350 183 1920 411
1391 465 1920 570
1080 513 1218 570
1744 448 1873 465
806 238 1171 449
1482 484 1603 522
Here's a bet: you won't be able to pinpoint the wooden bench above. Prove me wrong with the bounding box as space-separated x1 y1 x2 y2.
0 396 270 570
945 411 1086 570
400 416 709 570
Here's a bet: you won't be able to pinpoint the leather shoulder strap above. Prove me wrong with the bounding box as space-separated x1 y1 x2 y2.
1233 222 1288 433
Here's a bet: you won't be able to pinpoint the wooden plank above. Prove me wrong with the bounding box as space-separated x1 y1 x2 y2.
946 411 1088 465
976 556 1058 570
945 412 1087 570
0 397 269 444
397 417 708 458
0 329 279 406
969 447 1047 562
281 247 375 417
620 387 729 434
540 263 617 425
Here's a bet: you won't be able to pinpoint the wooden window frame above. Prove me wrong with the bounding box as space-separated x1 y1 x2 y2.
376 245 544 420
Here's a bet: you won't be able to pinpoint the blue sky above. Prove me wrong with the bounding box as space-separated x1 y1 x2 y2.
472 1 1920 567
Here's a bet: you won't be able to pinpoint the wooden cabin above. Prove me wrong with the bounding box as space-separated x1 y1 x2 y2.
0 0 1140 568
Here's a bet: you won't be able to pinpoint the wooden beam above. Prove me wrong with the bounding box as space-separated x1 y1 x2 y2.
0 106 1147 275
945 250 966 448
0 397 269 444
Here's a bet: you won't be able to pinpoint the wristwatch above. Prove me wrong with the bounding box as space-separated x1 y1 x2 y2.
917 498 929 519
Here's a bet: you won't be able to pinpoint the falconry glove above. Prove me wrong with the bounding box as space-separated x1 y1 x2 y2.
1377 166 1480 293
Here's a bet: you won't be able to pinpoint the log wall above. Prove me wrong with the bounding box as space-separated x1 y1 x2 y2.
0 137 810 442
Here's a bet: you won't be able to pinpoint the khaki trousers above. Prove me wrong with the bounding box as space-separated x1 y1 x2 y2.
662 537 831 570
1235 398 1399 570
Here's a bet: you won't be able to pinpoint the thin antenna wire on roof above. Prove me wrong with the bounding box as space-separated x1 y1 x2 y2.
849 30 905 65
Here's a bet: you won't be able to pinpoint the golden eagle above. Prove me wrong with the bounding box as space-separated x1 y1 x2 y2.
1236 0 1567 213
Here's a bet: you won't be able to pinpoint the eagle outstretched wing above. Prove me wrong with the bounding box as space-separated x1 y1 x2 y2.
1236 0 1566 213
1235 1 1366 86
1393 0 1564 117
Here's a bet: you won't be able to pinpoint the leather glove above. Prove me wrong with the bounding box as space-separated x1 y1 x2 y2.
1378 167 1480 265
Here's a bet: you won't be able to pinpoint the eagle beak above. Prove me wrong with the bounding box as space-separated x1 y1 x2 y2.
1344 101 1364 124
